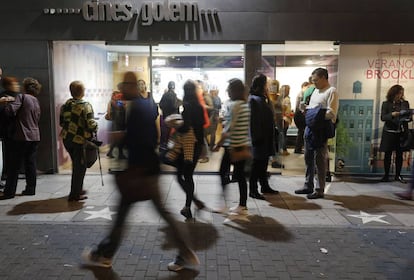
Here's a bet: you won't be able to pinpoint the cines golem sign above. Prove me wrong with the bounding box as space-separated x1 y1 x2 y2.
44 0 217 26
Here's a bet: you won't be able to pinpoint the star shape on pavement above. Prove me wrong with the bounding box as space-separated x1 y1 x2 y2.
347 211 390 224
84 207 116 221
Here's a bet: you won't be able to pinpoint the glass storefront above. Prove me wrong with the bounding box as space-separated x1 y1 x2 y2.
52 41 342 175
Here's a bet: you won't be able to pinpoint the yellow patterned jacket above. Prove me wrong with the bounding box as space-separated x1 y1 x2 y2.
59 98 98 144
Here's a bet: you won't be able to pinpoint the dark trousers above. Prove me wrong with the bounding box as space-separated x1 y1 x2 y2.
295 126 305 152
384 150 403 177
219 148 248 206
176 142 203 207
4 140 38 196
63 140 87 199
96 175 191 259
249 158 270 194
1 138 10 180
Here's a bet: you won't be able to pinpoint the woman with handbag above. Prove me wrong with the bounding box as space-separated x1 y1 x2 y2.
213 78 251 214
59 81 98 201
248 74 279 200
379 84 411 183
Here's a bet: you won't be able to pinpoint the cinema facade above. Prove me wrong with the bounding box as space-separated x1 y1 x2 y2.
0 0 414 176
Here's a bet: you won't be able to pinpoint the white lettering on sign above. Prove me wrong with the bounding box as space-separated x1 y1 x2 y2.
82 1 134 21
140 0 198 26
43 1 219 27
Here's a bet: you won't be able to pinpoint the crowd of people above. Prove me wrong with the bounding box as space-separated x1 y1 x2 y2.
2 65 414 273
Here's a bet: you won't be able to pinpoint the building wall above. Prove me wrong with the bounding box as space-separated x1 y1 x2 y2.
0 41 55 173
0 0 413 42
1 1 414 173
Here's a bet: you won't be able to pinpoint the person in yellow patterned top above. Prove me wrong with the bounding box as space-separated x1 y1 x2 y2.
60 81 98 201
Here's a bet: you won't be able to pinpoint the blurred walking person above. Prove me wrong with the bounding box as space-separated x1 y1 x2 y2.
82 72 200 272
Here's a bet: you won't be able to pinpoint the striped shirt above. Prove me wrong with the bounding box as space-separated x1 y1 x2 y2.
223 100 251 147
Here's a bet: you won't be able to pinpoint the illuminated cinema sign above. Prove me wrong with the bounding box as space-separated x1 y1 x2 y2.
81 0 206 25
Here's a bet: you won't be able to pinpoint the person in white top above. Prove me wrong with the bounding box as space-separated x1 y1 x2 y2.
295 68 339 199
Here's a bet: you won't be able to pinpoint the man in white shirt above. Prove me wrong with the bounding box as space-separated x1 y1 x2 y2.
294 68 339 199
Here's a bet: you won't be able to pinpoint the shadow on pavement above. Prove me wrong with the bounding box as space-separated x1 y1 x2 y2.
80 265 121 280
223 215 293 242
326 194 413 211
266 192 322 210
7 196 84 215
160 221 219 251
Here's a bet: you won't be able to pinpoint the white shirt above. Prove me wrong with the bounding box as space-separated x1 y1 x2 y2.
308 86 339 122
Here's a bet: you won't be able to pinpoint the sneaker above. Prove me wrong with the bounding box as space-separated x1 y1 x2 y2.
229 205 248 215
168 253 200 272
81 247 112 268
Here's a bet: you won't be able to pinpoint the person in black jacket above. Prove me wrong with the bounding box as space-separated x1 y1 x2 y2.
379 84 410 183
248 74 279 200
159 81 181 149
0 76 19 188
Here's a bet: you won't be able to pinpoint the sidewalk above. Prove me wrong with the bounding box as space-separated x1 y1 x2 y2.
0 173 413 279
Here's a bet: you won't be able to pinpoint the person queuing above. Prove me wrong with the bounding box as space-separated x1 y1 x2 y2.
82 72 200 272
159 81 181 149
280 85 292 155
379 84 410 183
293 81 311 154
208 85 222 151
105 90 127 160
59 81 98 201
295 68 339 199
213 78 250 214
0 77 41 199
248 74 279 200
0 74 17 187
175 80 207 219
